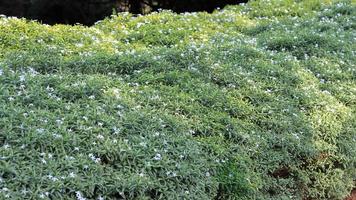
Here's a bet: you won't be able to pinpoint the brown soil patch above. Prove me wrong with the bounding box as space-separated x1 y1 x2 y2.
345 189 356 200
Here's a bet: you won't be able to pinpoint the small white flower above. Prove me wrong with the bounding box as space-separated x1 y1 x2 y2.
292 133 300 140
153 153 162 160
89 154 101 163
65 155 75 160
47 174 58 181
75 43 84 48
76 191 86 200
28 67 38 76
322 90 331 95
111 88 120 99
36 128 45 133
19 75 25 82
69 172 76 178
265 89 272 93
112 126 120 134
56 119 63 125
53 133 62 139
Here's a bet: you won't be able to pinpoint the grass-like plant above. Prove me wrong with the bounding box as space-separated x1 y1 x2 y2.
0 0 355 199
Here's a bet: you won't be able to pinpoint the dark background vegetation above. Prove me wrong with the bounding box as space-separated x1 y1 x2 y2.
0 0 248 25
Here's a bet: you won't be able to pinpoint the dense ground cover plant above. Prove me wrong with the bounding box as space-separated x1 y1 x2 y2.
0 0 355 199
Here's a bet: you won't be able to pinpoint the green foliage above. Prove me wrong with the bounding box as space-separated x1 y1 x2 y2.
0 0 355 199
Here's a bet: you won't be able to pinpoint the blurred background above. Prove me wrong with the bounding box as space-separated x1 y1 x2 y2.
0 0 248 25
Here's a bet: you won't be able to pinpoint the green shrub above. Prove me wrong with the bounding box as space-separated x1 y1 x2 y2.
0 0 355 199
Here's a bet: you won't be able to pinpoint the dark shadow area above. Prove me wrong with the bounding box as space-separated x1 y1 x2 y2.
0 0 248 26
140 0 249 13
